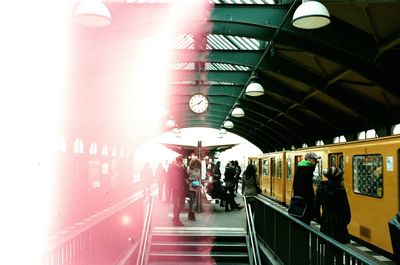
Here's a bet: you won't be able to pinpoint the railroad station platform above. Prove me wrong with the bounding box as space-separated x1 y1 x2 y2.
147 190 397 265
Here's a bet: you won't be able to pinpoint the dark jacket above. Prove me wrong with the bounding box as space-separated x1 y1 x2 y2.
292 160 317 224
315 180 351 244
167 164 188 196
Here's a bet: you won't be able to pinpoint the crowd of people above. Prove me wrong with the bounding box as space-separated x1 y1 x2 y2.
140 157 250 226
141 152 351 245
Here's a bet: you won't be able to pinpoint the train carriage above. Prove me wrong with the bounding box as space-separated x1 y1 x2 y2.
259 152 286 203
257 135 400 255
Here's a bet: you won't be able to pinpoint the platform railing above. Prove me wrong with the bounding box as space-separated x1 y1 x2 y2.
44 192 145 265
136 195 155 265
254 196 381 265
244 196 262 265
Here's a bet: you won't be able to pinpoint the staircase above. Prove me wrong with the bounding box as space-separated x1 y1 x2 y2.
147 226 250 265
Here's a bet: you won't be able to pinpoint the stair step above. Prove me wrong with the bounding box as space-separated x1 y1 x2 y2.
152 241 246 247
148 262 249 265
148 250 249 262
150 251 248 257
148 227 250 264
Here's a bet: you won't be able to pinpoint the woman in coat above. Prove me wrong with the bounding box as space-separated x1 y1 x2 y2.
241 164 258 213
187 158 201 221
314 167 351 244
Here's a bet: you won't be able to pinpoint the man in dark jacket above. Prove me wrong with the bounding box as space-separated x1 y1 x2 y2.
292 152 320 224
168 157 188 226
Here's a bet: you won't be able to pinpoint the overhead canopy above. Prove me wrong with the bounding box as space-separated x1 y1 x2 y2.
73 0 400 153
161 143 239 158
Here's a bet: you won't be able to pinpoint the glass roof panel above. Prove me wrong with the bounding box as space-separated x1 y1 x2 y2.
171 62 250 71
127 0 276 4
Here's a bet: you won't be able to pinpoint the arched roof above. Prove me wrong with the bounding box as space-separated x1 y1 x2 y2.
74 0 400 152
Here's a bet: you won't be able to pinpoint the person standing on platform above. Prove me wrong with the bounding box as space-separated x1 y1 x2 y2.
141 162 153 196
314 167 351 244
224 162 236 196
168 157 188 226
187 158 201 221
155 163 166 200
241 164 258 213
233 160 242 194
292 152 320 224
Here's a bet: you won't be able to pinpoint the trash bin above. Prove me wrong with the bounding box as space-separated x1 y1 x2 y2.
388 212 400 264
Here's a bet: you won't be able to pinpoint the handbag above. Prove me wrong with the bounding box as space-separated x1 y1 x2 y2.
288 195 308 218
191 180 200 187
256 185 262 194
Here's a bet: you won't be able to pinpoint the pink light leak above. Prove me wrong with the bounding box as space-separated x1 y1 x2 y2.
71 0 215 144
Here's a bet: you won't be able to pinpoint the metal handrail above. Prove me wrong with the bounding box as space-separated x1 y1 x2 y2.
136 195 155 265
244 196 262 265
255 195 383 265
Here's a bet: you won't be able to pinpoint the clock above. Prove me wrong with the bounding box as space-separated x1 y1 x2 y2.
189 93 209 114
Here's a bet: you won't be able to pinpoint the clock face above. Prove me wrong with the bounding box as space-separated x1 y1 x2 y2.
189 94 209 114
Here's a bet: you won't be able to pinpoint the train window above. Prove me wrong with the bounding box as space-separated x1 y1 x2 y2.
313 159 322 185
73 138 84 154
101 145 108 156
287 158 292 180
271 158 276 178
339 155 344 171
328 153 344 172
89 142 97 155
277 158 282 178
353 154 383 198
330 155 337 167
263 159 269 176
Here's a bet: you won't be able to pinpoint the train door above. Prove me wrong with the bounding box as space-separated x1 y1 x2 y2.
273 156 285 202
328 153 344 170
261 157 272 196
327 152 344 181
270 157 276 199
285 156 292 206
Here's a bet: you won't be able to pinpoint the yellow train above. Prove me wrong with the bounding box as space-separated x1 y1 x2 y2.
248 135 400 255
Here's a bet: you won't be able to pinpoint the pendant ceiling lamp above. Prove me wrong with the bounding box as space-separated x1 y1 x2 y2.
231 106 245 118
245 81 264 97
219 128 227 134
223 120 234 129
75 0 111 27
292 0 330 29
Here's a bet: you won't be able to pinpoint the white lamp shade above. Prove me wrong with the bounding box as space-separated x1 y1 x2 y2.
219 128 227 134
292 1 330 29
172 128 179 134
231 107 245 117
245 82 264 96
75 0 111 27
223 120 234 129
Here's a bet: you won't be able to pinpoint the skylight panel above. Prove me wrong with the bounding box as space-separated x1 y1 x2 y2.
127 0 276 4
209 36 230 50
208 35 237 50
170 62 195 70
173 34 194 49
